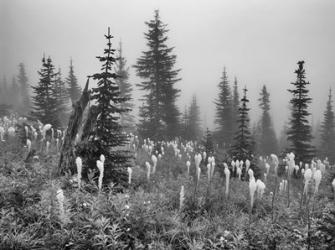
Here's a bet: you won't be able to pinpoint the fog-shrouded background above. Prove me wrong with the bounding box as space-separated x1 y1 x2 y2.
1 0 335 134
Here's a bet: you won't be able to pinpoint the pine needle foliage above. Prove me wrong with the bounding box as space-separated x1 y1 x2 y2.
287 61 314 162
31 56 61 128
85 28 133 184
134 10 181 141
231 87 252 160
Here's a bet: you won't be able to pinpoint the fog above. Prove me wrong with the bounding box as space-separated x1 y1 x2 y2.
1 0 335 134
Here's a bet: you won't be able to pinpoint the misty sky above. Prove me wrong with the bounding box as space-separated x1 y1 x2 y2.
1 0 335 134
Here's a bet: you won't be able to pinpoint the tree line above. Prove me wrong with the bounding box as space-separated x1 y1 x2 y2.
0 10 334 164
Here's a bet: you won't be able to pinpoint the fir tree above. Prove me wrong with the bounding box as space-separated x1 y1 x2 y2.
86 27 132 184
10 77 20 111
232 77 240 134
287 61 314 162
54 68 71 128
231 87 252 159
114 42 134 131
215 67 233 147
181 105 190 140
31 56 60 127
258 85 278 155
17 63 31 115
66 59 81 104
188 95 202 141
319 88 335 163
134 10 181 141
203 128 214 158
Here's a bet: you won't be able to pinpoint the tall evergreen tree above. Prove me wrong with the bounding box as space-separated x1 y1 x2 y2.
181 105 190 140
319 88 335 163
215 67 233 147
54 68 71 128
231 87 252 159
232 77 240 133
31 56 60 127
114 42 134 131
10 77 20 110
203 128 214 158
66 59 81 104
258 85 278 155
86 28 132 183
188 95 202 141
134 10 181 141
287 61 314 162
17 63 31 115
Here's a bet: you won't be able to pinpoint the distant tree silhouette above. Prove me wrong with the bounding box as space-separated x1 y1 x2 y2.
134 10 181 140
17 63 31 115
287 61 314 162
114 42 134 132
232 77 240 133
319 88 335 163
188 95 202 141
66 59 81 104
257 85 278 155
231 87 252 160
215 67 233 148
54 68 71 128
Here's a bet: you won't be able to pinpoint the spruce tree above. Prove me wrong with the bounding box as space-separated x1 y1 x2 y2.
287 61 314 162
188 95 202 141
31 56 60 127
232 77 240 133
231 87 252 159
114 42 134 131
319 88 335 163
10 77 20 111
85 28 132 184
54 68 71 128
258 85 278 155
17 63 31 115
134 10 181 141
66 59 81 104
181 105 190 140
215 67 233 147
203 128 214 158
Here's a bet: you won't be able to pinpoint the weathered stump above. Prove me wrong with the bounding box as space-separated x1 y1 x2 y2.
58 78 91 175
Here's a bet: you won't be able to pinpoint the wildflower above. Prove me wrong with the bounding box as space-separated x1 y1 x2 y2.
76 156 82 189
151 155 158 174
186 160 191 176
256 179 265 198
125 205 130 210
96 159 104 191
46 141 50 154
303 168 312 195
313 169 322 194
224 164 230 198
179 185 185 210
127 167 133 184
249 178 257 209
26 139 31 152
146 161 151 181
245 159 250 173
56 188 66 223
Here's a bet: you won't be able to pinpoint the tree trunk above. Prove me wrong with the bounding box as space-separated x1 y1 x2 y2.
58 78 90 175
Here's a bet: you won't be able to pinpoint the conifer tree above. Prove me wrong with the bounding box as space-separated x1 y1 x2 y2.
215 68 233 147
31 56 60 127
10 77 20 111
134 10 181 141
203 128 214 158
181 105 190 140
17 63 31 115
188 95 202 141
66 59 81 104
258 85 278 155
84 28 132 184
54 69 71 128
231 87 252 159
232 77 240 133
114 42 134 131
319 88 335 163
287 61 314 162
